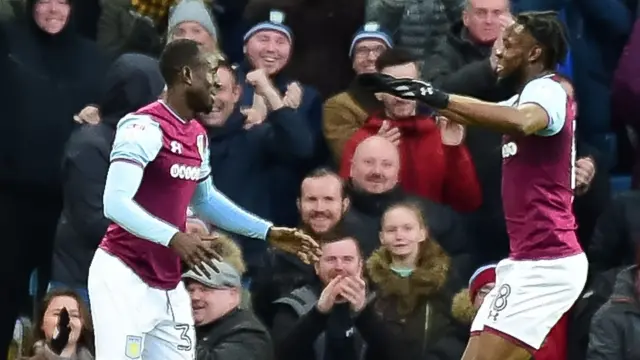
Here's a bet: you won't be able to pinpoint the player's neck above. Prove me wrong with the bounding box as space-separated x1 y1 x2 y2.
165 90 195 120
517 64 552 92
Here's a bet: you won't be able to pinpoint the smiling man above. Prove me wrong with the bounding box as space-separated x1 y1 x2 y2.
184 259 273 360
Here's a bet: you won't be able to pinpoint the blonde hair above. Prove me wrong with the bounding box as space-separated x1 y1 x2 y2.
383 201 428 230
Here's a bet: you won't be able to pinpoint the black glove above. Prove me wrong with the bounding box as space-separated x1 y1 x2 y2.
50 308 71 355
357 73 450 109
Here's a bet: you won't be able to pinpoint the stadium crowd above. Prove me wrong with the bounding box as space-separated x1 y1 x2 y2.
1 0 640 359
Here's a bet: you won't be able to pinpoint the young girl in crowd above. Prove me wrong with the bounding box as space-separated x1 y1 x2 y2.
366 202 467 360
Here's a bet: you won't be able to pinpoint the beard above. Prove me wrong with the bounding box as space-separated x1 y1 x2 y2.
497 65 526 91
186 88 213 114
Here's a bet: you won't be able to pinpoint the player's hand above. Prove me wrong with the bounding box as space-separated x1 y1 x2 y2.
267 227 322 264
169 232 222 277
575 156 596 195
339 276 367 312
378 120 401 146
73 105 100 125
317 275 344 314
283 82 303 109
357 73 450 109
437 116 465 146
50 308 70 355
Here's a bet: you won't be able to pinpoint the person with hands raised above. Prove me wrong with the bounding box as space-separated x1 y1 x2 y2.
272 234 389 360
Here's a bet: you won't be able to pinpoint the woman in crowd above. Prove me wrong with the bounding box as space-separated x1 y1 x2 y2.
22 289 94 360
366 202 467 360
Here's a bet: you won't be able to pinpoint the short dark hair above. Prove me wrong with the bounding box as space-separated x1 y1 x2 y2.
159 39 203 86
301 167 346 199
375 48 418 72
218 60 239 84
516 11 568 69
316 223 363 258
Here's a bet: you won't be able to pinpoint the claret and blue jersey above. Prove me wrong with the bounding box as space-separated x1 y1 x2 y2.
99 100 272 289
498 74 582 260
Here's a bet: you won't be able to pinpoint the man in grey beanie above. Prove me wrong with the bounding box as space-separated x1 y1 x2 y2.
167 0 219 52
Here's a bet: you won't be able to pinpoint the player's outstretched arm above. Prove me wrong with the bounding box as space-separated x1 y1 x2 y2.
103 115 179 246
358 73 564 136
190 177 272 240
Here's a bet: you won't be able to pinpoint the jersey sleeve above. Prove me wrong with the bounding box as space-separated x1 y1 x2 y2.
518 78 567 137
190 177 272 239
111 114 163 166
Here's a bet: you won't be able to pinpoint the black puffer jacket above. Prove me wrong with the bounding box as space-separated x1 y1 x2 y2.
587 266 640 360
50 54 164 287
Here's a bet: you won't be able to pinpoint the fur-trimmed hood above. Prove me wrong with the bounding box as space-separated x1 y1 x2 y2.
366 239 450 315
451 289 477 324
211 234 247 275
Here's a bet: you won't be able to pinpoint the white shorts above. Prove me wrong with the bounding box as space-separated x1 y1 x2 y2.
88 249 195 360
470 253 587 350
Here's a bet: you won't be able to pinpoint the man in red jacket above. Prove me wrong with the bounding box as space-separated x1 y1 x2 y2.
339 48 481 212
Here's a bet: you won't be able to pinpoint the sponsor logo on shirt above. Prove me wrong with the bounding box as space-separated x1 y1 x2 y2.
502 142 518 159
170 164 200 181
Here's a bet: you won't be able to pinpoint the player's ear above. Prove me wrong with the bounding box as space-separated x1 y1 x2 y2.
528 45 543 63
181 66 193 86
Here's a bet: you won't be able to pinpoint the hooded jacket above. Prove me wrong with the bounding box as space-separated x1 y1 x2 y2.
366 240 467 360
0 0 108 190
51 54 164 287
339 113 482 213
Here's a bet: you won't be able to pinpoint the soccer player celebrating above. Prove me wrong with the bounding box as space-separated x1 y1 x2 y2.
87 39 320 359
359 11 587 360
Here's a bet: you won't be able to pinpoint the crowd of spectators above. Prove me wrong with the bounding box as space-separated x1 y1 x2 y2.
1 0 640 359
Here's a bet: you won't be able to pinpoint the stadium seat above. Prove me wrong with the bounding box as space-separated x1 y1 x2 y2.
610 175 632 193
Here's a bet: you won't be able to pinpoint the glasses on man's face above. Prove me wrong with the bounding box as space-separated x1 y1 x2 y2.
354 46 386 58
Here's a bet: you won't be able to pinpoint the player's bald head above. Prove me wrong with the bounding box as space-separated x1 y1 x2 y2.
352 135 400 164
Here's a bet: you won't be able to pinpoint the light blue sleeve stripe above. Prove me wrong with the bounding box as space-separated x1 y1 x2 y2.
191 177 272 240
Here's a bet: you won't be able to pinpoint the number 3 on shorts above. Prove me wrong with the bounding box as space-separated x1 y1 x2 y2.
174 324 193 351
488 284 511 320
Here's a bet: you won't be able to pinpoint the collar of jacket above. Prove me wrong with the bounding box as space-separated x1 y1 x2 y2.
367 240 451 316
345 181 405 217
206 108 249 139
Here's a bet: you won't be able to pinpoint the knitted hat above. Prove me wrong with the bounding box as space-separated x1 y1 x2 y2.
468 264 497 301
349 22 393 57
167 0 217 41
243 9 293 43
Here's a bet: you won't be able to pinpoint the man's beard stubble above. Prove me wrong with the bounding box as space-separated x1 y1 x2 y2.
186 88 213 114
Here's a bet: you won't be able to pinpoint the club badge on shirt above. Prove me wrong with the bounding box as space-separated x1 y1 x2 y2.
125 335 142 359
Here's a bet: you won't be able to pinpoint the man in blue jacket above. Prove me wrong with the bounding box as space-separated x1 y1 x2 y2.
235 9 330 228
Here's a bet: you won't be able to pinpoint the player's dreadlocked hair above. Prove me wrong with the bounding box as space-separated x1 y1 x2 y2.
515 11 568 70
159 39 202 86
